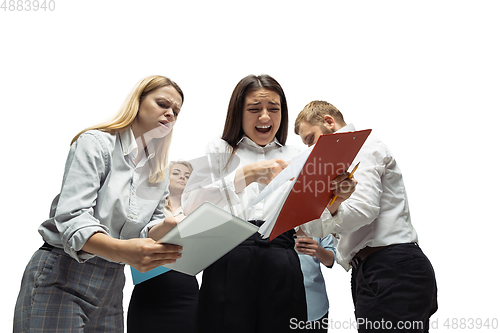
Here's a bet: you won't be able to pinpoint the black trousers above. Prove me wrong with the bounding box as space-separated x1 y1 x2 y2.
196 222 308 333
127 270 199 333
351 243 438 332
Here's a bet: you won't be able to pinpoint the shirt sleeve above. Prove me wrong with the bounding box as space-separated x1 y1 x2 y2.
141 195 168 238
319 234 336 268
330 142 388 236
299 206 344 238
182 139 242 215
51 132 111 262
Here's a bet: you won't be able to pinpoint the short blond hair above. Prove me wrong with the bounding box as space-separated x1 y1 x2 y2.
168 160 193 174
294 100 346 134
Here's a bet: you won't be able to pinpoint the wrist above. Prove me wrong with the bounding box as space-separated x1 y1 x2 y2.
82 232 124 263
236 164 256 192
243 164 257 185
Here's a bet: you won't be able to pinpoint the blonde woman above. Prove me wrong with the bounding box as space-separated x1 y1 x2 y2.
128 160 199 333
165 160 194 217
14 75 185 333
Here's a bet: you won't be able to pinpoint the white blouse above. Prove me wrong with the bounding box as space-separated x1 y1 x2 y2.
182 136 342 235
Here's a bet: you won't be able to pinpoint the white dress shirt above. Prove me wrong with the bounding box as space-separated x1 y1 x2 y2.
182 136 342 231
331 124 418 270
39 129 169 263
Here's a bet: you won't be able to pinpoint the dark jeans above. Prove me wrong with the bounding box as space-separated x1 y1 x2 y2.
351 243 438 332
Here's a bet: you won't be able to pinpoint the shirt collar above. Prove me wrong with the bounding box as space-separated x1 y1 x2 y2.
119 128 138 158
119 128 156 161
236 135 283 149
335 123 356 134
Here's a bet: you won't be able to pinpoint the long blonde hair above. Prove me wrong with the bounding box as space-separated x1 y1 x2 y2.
71 75 184 183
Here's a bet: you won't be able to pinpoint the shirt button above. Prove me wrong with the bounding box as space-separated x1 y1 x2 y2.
130 214 135 219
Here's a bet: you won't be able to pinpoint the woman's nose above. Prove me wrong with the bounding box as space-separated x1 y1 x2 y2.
164 108 174 119
259 109 271 121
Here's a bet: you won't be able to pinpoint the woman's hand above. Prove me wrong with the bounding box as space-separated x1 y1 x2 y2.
295 230 335 267
82 232 182 273
295 236 320 257
148 216 180 241
118 237 182 273
235 158 289 192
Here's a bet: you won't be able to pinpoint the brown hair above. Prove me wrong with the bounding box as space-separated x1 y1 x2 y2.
222 74 289 150
294 100 346 135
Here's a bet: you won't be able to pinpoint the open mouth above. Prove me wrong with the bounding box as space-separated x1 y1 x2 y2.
255 125 271 133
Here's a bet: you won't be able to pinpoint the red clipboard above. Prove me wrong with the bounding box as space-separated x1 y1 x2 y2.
268 129 371 240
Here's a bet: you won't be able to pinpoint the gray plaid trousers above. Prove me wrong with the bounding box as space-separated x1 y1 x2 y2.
14 246 125 332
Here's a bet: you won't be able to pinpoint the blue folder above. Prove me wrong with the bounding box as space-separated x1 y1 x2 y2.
130 266 171 285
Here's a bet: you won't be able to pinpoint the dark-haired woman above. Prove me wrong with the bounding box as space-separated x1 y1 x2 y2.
183 74 356 333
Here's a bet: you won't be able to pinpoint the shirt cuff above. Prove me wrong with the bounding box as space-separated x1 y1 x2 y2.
300 205 344 238
63 225 110 263
141 219 164 238
219 171 242 213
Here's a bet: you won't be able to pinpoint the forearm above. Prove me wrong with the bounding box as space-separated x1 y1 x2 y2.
82 231 183 273
326 199 342 215
315 246 335 267
234 164 255 193
148 217 178 241
81 232 124 263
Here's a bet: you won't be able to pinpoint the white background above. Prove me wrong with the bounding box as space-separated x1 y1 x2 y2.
1 1 499 332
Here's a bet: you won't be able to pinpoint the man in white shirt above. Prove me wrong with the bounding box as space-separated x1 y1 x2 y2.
294 101 437 332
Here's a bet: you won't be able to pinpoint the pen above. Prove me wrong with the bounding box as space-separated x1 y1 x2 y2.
329 162 360 206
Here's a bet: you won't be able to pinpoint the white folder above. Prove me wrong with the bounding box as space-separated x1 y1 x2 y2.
158 202 259 276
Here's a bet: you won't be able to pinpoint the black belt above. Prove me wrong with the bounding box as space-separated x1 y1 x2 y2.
350 242 418 270
241 220 295 249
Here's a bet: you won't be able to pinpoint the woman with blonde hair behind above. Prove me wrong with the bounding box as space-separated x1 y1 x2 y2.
128 160 199 333
14 75 185 333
